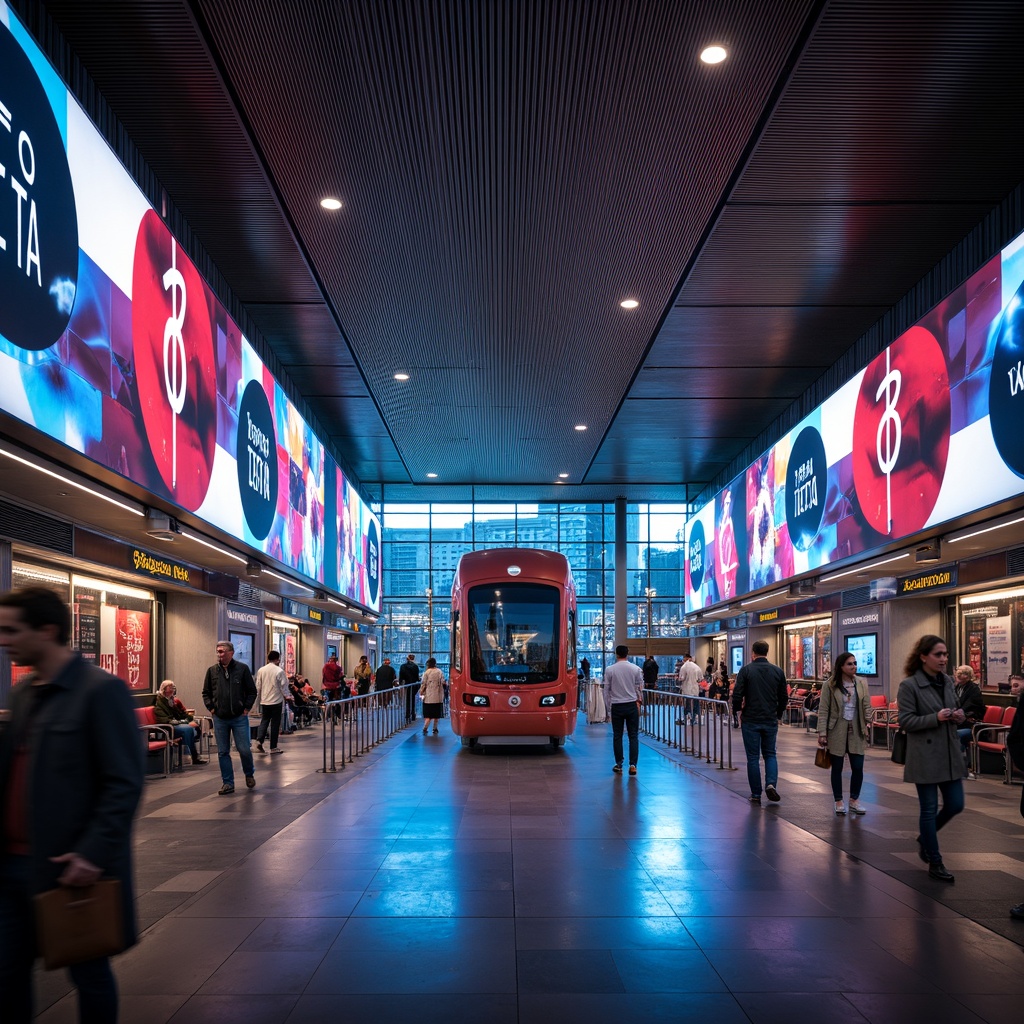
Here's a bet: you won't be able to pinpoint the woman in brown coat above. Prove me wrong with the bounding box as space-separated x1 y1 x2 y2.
897 635 965 883
817 651 872 815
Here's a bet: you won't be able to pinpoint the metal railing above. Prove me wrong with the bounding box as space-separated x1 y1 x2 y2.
639 687 736 771
318 683 419 772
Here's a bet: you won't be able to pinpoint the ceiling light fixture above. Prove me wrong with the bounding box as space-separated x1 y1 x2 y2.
426 472 438 478
819 552 909 583
179 531 247 564
574 424 587 431
620 298 639 309
740 588 787 608
264 567 315 595
700 45 728 64
0 445 145 517
393 372 410 381
947 514 1024 544
558 473 569 479
320 197 343 210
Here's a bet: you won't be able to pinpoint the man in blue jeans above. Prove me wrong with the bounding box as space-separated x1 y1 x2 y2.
604 644 644 775
202 640 257 795
732 640 789 804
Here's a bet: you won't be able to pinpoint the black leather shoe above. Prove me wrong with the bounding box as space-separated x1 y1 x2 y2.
1010 903 1024 920
928 861 955 882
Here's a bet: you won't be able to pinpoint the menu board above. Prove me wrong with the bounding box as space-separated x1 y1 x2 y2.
0 6 380 611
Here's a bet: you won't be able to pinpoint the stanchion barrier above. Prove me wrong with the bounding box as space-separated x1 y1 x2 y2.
318 687 416 773
637 687 736 772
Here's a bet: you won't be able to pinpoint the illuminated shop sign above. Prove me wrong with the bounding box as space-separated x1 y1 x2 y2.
0 6 380 611
308 607 323 622
685 222 1024 613
130 547 193 585
899 566 958 594
757 610 779 623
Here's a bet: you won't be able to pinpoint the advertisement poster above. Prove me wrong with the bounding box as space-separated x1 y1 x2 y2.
74 588 101 663
686 223 1024 613
115 608 150 691
986 615 1011 690
0 6 381 612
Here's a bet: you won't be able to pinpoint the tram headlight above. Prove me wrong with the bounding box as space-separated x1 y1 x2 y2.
539 694 566 707
464 694 490 707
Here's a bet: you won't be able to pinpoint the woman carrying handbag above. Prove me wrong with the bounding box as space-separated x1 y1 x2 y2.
817 651 872 815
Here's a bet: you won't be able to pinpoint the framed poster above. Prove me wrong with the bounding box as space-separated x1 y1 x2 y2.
845 633 878 677
229 630 254 672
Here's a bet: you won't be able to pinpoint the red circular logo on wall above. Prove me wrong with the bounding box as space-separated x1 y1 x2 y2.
852 326 950 539
132 210 217 510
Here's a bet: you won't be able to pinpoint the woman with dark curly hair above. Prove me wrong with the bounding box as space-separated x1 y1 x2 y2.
897 635 965 882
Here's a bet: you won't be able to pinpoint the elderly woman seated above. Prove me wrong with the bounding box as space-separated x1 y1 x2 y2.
153 680 207 765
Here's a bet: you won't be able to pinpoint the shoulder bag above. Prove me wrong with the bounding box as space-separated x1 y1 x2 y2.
891 729 908 765
814 746 831 769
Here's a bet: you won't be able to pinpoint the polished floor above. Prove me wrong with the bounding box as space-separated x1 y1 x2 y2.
33 713 1024 1023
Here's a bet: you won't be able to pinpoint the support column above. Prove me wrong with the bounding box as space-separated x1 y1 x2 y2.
614 496 627 648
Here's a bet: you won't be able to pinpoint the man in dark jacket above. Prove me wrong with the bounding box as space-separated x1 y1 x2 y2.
202 639 257 795
732 640 789 804
0 587 144 1023
399 654 420 723
374 657 397 706
642 656 660 692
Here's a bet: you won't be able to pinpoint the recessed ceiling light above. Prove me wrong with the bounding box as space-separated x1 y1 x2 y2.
620 298 639 309
394 372 410 381
574 424 587 431
558 473 569 479
700 45 727 64
555 480 565 485
426 472 438 478
320 197 343 210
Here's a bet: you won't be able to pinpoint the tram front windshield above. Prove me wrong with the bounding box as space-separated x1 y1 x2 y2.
467 583 559 684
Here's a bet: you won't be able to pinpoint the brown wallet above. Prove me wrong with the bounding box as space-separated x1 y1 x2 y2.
33 881 125 970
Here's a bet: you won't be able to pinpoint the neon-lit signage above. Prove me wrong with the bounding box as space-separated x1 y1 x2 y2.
0 6 380 610
686 226 1024 613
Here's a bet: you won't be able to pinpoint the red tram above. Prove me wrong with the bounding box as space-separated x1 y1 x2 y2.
449 548 578 749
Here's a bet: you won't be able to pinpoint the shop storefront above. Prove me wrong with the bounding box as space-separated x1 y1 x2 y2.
956 586 1024 693
10 560 157 690
781 617 833 682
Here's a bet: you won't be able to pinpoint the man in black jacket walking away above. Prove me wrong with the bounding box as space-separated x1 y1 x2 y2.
202 640 257 795
732 640 788 805
400 654 420 723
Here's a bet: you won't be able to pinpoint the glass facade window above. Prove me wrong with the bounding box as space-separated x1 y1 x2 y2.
959 588 1024 691
379 503 687 676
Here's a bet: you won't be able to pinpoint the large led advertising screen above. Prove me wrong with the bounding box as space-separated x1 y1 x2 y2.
0 6 380 610
686 226 1024 614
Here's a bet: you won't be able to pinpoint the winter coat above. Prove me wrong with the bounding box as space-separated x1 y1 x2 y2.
897 670 963 784
817 676 871 756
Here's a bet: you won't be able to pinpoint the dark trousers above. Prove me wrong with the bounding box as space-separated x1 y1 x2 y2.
916 779 965 864
257 702 283 748
405 684 418 721
611 702 640 766
829 752 865 801
0 855 118 1024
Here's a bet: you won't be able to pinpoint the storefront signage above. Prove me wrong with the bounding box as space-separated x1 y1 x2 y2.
308 607 323 622
899 566 957 594
130 547 193 585
838 609 880 628
227 605 262 627
757 609 779 623
685 225 1024 614
0 6 382 612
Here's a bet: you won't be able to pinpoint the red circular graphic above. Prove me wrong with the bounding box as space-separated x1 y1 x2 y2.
852 326 949 538
132 210 217 511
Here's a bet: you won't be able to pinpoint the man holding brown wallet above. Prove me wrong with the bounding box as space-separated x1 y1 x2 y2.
0 587 143 1023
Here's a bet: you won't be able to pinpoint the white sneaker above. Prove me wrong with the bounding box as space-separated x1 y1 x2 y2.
834 801 846 816
848 800 867 815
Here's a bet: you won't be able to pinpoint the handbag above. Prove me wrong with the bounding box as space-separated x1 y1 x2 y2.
814 746 831 769
891 729 908 765
33 881 124 970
